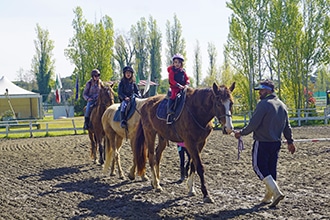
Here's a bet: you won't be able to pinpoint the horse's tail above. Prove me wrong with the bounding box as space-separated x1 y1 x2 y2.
134 119 147 176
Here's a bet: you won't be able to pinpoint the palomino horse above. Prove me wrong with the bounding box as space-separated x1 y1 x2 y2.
134 82 235 203
87 83 115 165
102 98 149 181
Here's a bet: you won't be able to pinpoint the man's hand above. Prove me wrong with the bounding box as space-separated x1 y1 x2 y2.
234 130 241 139
288 143 296 154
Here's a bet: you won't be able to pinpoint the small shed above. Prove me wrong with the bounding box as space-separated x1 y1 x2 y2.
0 76 43 119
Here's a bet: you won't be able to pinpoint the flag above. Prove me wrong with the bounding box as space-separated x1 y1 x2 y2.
75 77 79 100
143 73 151 96
55 73 62 104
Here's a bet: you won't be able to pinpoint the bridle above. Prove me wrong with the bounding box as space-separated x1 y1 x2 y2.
213 94 232 119
98 87 114 107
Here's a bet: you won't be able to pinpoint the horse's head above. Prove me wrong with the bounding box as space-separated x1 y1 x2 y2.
212 82 235 134
98 83 115 107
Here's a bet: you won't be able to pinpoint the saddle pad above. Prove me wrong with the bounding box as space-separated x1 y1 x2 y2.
156 99 168 120
156 93 186 121
113 99 137 122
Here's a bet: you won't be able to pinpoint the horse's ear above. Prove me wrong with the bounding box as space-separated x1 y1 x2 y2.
212 82 218 93
229 82 235 92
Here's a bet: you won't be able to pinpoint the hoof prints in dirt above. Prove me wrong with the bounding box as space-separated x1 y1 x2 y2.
0 127 329 219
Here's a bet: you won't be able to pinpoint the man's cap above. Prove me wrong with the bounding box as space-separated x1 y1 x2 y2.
254 79 274 91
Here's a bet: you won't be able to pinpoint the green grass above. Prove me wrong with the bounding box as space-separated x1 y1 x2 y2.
0 112 87 138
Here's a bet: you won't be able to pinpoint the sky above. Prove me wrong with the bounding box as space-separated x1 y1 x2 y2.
0 0 232 82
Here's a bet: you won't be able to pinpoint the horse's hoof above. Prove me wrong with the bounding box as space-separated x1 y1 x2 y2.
141 176 149 182
119 175 125 180
155 187 163 192
128 174 135 181
188 190 196 196
96 160 104 166
110 173 116 177
203 196 214 203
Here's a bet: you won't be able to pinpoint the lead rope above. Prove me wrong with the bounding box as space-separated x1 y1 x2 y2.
237 136 244 160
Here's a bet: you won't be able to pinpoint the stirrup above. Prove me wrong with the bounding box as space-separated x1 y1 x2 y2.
166 114 173 125
120 120 127 128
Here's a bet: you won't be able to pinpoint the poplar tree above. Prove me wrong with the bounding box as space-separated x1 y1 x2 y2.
32 24 55 102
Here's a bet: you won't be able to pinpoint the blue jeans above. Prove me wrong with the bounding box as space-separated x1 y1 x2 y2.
85 100 96 117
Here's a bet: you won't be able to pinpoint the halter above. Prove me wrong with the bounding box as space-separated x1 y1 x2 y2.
213 94 232 119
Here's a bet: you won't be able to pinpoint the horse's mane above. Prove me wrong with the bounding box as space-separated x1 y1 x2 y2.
135 98 148 109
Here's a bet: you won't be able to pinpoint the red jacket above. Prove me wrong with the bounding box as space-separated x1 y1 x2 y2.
168 66 190 99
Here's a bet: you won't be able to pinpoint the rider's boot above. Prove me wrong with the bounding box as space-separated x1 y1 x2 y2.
120 112 127 128
167 99 175 124
83 117 89 130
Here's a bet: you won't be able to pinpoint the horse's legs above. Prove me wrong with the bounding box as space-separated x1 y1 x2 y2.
108 131 117 176
114 135 124 179
155 135 167 180
89 132 97 163
97 136 104 165
146 132 162 191
128 137 148 181
187 171 196 196
103 129 115 175
188 142 214 203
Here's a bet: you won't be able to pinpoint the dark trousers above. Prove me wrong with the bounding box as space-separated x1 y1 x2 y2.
252 140 281 180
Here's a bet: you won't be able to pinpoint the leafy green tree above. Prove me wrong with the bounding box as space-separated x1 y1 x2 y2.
113 33 135 79
131 17 149 82
300 0 330 108
316 66 330 92
147 16 162 96
165 14 186 65
203 42 218 87
193 40 202 88
32 24 55 102
226 0 259 112
65 7 114 113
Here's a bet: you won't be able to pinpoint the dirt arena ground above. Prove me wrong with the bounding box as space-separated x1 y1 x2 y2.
0 126 329 220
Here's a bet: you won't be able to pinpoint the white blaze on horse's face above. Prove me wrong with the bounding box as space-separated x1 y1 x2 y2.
222 99 234 134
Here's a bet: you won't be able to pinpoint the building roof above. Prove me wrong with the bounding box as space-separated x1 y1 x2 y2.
0 76 40 98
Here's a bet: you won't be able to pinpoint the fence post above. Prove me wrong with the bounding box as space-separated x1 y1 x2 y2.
29 121 33 138
46 123 49 136
6 124 9 137
298 109 301 126
72 119 77 135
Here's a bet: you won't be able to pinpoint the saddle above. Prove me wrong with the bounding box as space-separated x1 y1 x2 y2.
156 90 186 123
113 98 137 122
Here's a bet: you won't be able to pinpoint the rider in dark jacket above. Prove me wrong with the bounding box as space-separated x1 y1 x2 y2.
118 66 141 128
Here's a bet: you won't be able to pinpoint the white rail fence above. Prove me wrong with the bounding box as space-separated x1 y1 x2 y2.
0 119 84 137
1 107 329 137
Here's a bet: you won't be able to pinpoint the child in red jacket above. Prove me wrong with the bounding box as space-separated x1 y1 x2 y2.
167 54 190 124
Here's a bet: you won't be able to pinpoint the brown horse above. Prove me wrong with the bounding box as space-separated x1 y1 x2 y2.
134 82 235 203
102 98 149 181
87 83 115 165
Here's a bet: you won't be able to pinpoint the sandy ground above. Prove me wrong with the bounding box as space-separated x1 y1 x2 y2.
0 126 329 220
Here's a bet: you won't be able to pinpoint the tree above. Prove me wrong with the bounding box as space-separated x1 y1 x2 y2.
203 42 218 87
131 17 149 82
113 33 135 79
226 0 259 112
32 24 55 102
65 7 114 113
165 14 186 66
147 16 162 96
193 40 202 88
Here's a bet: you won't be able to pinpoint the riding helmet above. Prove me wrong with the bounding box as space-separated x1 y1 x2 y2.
172 53 184 62
123 66 134 74
91 69 100 77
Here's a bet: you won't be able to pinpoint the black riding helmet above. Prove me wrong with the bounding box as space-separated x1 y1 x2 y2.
123 66 134 74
